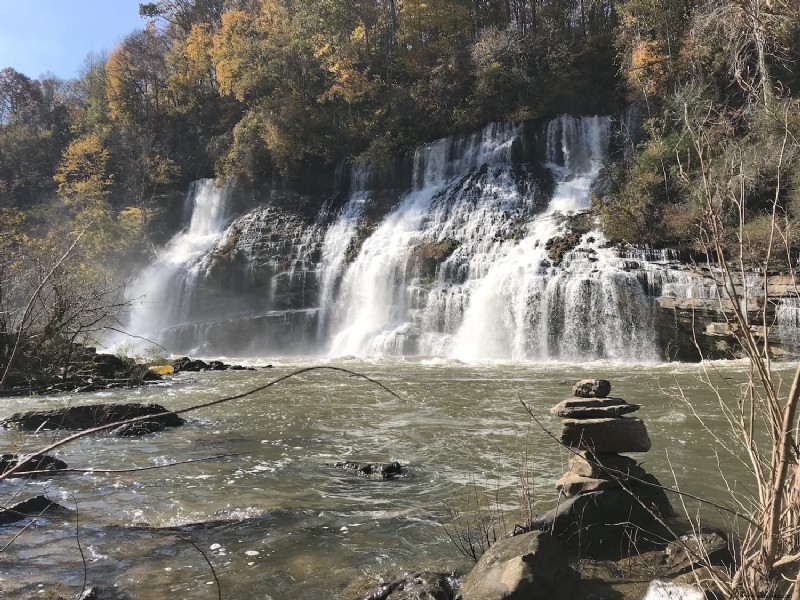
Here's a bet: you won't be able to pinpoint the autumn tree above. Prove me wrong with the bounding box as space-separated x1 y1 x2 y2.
106 24 171 125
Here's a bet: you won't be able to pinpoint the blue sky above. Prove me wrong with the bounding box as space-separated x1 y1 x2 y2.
0 1 145 80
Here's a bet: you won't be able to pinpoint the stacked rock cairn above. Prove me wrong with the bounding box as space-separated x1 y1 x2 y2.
533 378 675 556
552 378 653 498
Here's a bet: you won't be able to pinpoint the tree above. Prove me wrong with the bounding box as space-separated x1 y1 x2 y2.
106 24 171 124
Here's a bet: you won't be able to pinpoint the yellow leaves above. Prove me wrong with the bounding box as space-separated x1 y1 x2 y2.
315 43 332 59
350 25 366 44
321 57 378 104
629 40 668 98
106 47 132 123
166 23 215 111
119 207 145 235
54 134 112 208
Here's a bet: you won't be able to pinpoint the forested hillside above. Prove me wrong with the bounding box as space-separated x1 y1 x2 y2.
1 0 799 269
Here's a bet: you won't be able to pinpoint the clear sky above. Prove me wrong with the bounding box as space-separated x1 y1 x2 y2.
0 1 146 80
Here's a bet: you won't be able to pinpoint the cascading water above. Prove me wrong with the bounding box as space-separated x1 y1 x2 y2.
327 122 531 356
324 116 660 361
316 162 372 338
118 116 800 361
122 179 231 351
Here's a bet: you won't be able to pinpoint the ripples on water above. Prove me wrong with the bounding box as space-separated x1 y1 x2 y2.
0 358 786 599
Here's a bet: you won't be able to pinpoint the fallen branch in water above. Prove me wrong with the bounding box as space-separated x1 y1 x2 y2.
4 453 250 479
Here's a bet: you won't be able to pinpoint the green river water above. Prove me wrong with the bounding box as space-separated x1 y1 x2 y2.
0 358 790 599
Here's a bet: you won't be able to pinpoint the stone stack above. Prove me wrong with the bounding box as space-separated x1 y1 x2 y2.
532 378 675 559
553 378 651 498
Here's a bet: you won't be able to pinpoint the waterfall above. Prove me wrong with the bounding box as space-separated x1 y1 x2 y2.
319 116 660 361
316 161 372 338
120 115 799 362
326 122 526 355
122 179 231 352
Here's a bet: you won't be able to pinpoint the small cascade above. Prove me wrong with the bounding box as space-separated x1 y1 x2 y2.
316 161 373 338
777 298 800 348
123 179 232 350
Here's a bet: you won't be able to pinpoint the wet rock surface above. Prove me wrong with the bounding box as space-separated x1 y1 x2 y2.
171 356 256 373
335 461 404 480
0 495 67 525
1 403 185 431
0 453 67 476
360 572 455 600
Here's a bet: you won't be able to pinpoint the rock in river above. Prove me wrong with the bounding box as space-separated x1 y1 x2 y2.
1 453 67 476
1 403 185 431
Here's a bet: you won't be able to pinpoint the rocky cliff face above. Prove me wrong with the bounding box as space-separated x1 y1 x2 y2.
124 117 800 361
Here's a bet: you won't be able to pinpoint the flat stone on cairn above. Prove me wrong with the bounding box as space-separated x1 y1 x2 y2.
560 417 651 453
556 380 651 454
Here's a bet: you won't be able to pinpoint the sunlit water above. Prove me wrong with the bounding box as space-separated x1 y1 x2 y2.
0 359 789 599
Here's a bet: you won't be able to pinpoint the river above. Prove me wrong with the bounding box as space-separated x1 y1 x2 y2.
0 358 782 599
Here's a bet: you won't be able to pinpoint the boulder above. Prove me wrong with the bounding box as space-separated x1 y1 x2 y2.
92 353 135 378
0 495 66 525
2 403 185 431
572 379 612 398
555 472 621 497
461 530 581 600
665 529 732 576
361 572 455 600
567 451 648 481
0 453 67 476
533 475 675 559
560 417 651 453
335 461 404 480
172 357 209 372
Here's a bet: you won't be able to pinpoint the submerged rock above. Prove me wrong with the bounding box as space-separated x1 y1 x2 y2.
335 461 404 480
0 453 67 476
2 403 185 431
112 421 167 437
361 572 455 600
0 495 66 525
